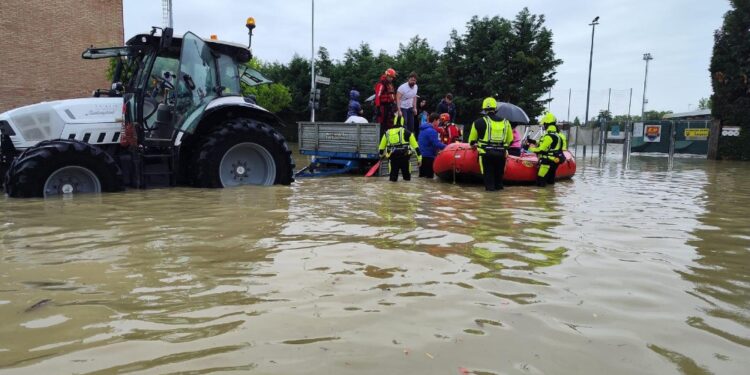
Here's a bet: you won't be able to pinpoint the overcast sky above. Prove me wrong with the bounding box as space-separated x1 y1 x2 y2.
124 0 730 121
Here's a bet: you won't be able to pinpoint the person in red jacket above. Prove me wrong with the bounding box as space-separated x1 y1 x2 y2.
374 68 397 135
437 113 462 144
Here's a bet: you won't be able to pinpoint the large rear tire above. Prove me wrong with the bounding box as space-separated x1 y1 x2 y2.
191 118 294 188
4 140 123 198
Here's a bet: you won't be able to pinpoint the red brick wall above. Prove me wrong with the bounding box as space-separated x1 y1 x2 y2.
0 0 123 113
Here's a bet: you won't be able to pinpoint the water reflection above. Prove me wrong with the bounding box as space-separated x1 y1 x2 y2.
681 162 750 354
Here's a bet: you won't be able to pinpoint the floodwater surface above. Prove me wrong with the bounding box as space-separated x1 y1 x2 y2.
0 149 748 374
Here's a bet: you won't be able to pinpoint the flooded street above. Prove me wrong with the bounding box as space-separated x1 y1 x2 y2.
0 148 748 374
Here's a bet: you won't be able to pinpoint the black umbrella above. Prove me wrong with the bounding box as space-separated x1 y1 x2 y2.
496 102 530 124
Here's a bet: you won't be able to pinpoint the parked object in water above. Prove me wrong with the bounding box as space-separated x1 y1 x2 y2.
1 20 294 198
433 142 576 184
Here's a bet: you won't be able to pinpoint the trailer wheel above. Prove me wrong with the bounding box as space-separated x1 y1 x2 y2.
4 140 123 198
191 118 294 188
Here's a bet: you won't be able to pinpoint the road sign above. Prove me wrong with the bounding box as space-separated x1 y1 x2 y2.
315 75 330 85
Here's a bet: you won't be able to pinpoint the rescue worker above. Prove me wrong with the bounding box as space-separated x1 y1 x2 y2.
468 98 514 191
374 68 397 136
438 113 462 144
379 114 422 182
527 112 566 187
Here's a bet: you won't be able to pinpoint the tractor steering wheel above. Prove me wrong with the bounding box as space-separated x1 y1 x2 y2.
151 74 175 91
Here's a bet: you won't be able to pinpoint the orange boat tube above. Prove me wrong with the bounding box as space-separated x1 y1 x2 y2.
433 142 576 184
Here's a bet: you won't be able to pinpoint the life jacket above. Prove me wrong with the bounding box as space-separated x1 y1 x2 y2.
447 123 461 143
477 116 509 155
374 75 395 106
538 132 566 163
385 127 412 159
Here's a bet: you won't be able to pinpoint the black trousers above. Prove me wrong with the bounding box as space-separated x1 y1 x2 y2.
480 153 506 191
389 157 411 181
419 157 435 178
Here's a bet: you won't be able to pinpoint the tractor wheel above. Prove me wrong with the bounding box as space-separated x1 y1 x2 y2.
191 118 294 188
4 139 123 198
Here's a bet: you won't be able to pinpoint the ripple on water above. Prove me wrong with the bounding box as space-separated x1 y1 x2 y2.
0 155 748 374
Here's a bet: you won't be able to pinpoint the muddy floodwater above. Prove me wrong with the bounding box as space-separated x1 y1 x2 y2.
0 148 748 374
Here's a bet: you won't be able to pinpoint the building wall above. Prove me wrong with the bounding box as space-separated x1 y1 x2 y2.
0 0 123 113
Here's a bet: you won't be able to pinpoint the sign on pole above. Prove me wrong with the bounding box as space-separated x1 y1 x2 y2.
644 124 661 142
315 75 330 85
633 122 644 137
684 128 709 140
721 126 741 137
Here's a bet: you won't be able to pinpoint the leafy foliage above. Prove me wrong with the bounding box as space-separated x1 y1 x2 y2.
698 97 713 110
259 8 561 125
710 0 750 160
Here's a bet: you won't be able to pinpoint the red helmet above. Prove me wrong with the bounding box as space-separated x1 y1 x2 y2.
439 113 451 122
385 68 397 78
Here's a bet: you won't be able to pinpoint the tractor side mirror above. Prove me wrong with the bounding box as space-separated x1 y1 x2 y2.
160 28 173 51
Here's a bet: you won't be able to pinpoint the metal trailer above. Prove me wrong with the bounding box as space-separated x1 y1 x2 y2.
296 122 381 177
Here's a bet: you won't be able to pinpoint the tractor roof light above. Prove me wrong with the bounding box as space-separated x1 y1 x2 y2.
246 17 256 31
210 34 218 40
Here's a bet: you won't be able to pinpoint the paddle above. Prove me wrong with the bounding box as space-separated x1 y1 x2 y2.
365 160 381 177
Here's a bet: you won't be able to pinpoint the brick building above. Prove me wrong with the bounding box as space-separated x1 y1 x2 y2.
0 0 123 113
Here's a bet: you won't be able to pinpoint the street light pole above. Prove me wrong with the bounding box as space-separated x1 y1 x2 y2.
584 16 599 157
310 0 316 122
641 53 653 120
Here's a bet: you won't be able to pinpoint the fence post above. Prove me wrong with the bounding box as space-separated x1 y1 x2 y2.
668 121 676 170
622 122 632 168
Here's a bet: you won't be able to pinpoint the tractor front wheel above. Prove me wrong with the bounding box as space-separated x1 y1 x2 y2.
191 119 294 188
4 140 123 198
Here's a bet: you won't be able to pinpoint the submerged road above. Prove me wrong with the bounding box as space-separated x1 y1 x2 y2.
0 149 748 374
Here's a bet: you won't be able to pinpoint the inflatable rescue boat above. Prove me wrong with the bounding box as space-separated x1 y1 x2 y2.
433 142 576 184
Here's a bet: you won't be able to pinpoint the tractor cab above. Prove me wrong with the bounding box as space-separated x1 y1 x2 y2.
84 27 261 144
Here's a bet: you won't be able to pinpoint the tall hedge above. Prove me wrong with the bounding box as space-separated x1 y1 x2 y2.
710 0 750 160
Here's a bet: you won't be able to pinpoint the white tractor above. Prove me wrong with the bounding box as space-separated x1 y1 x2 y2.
0 20 293 198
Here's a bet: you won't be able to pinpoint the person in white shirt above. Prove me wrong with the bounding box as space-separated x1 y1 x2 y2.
396 72 418 133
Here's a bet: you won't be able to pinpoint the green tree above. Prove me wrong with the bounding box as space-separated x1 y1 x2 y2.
710 0 750 160
573 116 581 127
642 110 673 120
239 59 293 114
326 43 379 121
393 36 441 109
697 97 713 110
105 57 134 86
266 55 312 121
440 8 562 123
598 109 613 121
243 83 292 113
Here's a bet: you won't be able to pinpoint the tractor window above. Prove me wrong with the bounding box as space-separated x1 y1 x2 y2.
175 32 218 133
146 56 179 101
217 55 241 96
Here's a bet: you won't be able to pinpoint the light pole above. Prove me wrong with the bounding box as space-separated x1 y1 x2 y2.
641 53 653 120
584 16 599 156
310 0 316 122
